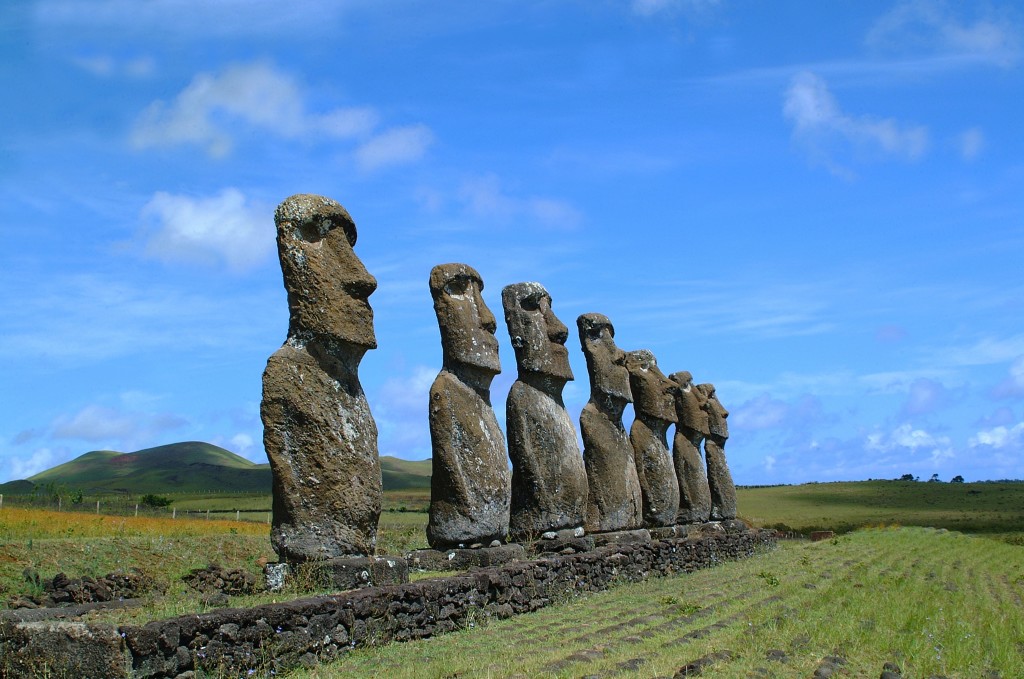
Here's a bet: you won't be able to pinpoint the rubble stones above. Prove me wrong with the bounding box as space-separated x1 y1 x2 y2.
502 282 588 540
261 194 382 562
577 313 642 533
624 349 680 528
427 263 511 548
669 371 712 524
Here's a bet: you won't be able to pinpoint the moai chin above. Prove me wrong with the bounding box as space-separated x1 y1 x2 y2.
577 313 642 533
427 263 511 548
698 383 737 520
624 349 680 528
668 371 712 524
502 282 588 540
261 194 382 562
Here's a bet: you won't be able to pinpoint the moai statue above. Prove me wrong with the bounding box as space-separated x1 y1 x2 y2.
624 350 680 528
261 194 382 562
698 383 737 521
502 282 588 540
427 263 511 548
577 313 642 533
668 371 712 524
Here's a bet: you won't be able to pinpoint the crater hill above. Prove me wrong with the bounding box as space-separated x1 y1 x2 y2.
2 442 431 495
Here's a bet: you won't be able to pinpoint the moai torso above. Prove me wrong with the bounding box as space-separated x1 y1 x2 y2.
427 263 511 548
699 383 737 520
669 371 712 524
577 313 642 533
261 194 382 561
625 350 680 528
503 282 588 540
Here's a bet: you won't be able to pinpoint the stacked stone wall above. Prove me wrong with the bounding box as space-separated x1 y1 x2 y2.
0 531 775 678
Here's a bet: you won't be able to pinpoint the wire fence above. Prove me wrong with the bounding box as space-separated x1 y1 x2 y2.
0 493 272 523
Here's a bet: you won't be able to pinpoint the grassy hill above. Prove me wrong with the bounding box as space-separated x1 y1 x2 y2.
1 442 431 497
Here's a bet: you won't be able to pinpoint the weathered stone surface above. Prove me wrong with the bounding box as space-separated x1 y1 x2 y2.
590 528 652 547
699 383 737 520
262 194 382 562
319 556 409 589
502 282 588 540
625 349 680 528
577 313 642 533
427 264 511 548
406 544 525 571
0 620 129 678
669 371 712 524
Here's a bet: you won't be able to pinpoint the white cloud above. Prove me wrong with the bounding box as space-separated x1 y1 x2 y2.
72 54 154 78
731 393 789 431
958 127 986 161
131 62 381 157
969 422 1024 449
457 174 583 229
354 124 435 172
631 0 720 17
899 377 951 417
866 1 1021 67
36 0 355 39
140 188 274 272
866 423 955 468
783 71 928 175
51 404 187 445
4 448 62 481
993 356 1024 399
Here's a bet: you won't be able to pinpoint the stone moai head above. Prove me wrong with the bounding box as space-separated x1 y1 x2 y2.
577 313 631 405
429 263 501 378
274 194 377 354
669 371 709 435
698 383 729 441
502 282 573 385
623 350 678 424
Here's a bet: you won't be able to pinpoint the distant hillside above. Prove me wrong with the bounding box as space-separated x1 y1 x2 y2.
2 442 431 496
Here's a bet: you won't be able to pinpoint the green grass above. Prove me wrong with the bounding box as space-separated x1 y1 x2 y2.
738 480 1024 536
289 527 1024 678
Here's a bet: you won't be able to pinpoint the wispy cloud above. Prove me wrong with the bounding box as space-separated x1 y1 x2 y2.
139 188 274 272
354 124 435 172
131 62 381 158
992 356 1024 399
866 0 1022 67
957 127 986 161
631 0 720 17
52 404 187 444
72 54 154 78
456 174 583 230
783 71 928 176
865 423 955 467
899 377 953 417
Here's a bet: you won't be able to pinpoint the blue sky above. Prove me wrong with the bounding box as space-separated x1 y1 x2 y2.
2 0 1022 485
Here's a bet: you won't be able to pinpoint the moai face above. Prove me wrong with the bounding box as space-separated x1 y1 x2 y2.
624 350 678 424
430 263 501 375
577 313 631 404
502 282 573 383
274 194 377 351
698 383 729 440
669 371 709 435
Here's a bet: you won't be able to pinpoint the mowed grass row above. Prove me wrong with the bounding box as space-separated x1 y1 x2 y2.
290 527 1024 679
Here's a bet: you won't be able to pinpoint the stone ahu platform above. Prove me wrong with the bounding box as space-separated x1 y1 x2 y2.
265 556 410 592
0 529 775 679
407 544 525 571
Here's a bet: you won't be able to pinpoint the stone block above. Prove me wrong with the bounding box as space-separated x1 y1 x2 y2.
407 544 525 571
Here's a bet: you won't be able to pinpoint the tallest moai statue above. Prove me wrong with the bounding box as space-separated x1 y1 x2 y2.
261 194 382 562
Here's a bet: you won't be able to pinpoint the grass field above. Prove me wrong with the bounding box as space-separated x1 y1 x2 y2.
291 527 1024 678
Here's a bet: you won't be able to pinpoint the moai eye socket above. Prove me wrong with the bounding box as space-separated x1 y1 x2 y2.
444 276 471 296
520 295 540 312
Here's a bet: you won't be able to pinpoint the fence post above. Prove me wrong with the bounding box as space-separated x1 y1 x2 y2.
0 494 3 509
135 503 139 517
236 510 240 521
206 509 210 520
58 497 62 511
96 500 100 514
172 507 176 519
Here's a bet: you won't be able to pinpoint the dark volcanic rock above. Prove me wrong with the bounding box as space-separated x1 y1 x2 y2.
502 282 588 540
669 371 712 524
261 194 382 561
577 313 642 533
427 263 511 548
624 349 680 528
699 383 737 520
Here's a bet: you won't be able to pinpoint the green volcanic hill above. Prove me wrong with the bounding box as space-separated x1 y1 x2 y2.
2 442 431 495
